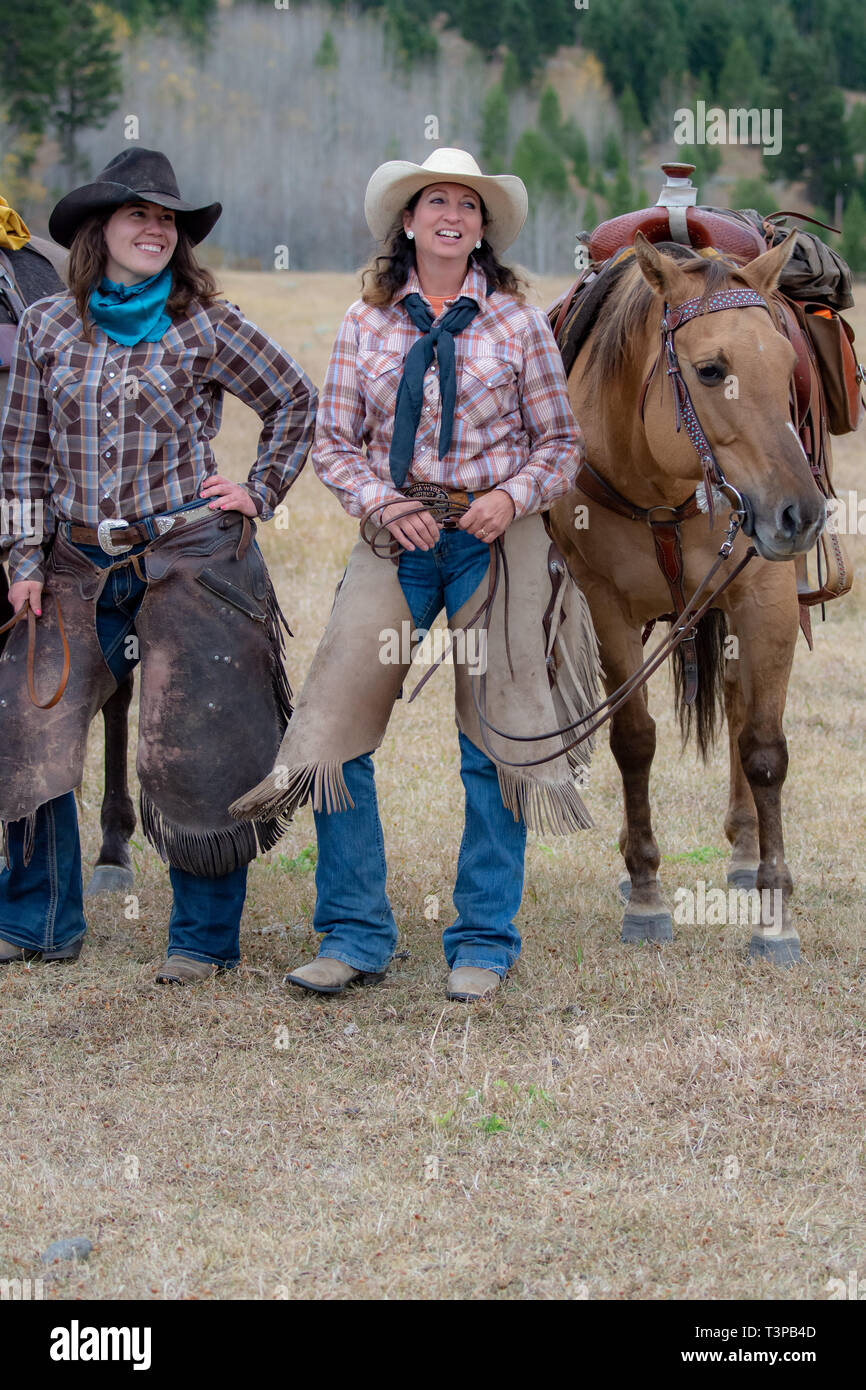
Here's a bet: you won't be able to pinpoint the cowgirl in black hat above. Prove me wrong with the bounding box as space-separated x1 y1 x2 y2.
0 149 317 982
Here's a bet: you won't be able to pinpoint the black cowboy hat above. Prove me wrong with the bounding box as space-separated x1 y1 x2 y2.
48 148 222 249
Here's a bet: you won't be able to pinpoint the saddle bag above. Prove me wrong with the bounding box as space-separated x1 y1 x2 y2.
799 304 864 436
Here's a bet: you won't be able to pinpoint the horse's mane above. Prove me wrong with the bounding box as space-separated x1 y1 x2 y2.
582 245 741 398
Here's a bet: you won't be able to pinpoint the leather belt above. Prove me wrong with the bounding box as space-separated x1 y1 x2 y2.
65 504 208 556
67 520 151 548
401 482 492 516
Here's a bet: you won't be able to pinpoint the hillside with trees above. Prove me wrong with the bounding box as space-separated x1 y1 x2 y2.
1 0 864 271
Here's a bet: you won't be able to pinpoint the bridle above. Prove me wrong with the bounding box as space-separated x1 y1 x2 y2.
639 286 773 528
361 286 775 767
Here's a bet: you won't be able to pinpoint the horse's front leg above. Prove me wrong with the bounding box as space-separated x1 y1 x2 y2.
723 639 760 890
725 570 800 964
603 622 672 944
84 674 136 897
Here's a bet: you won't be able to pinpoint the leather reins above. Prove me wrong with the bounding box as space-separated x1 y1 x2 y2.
360 496 755 767
0 512 254 712
0 599 70 710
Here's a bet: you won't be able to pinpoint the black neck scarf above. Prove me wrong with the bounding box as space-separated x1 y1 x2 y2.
388 292 481 488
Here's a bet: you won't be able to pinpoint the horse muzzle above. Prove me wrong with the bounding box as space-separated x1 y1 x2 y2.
745 493 827 561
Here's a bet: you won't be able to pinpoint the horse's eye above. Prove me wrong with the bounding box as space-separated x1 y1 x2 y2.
695 363 725 385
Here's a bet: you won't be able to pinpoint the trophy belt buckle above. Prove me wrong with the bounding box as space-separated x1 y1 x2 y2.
97 513 178 555
97 518 132 556
403 482 452 523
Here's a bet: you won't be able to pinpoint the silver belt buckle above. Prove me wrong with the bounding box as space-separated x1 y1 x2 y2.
97 518 132 555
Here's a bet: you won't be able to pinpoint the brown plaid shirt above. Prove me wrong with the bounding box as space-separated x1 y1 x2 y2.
1 293 317 583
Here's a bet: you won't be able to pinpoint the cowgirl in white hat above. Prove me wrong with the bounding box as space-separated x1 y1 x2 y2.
234 148 592 1001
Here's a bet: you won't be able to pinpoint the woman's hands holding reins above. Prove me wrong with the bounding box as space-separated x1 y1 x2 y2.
9 581 42 617
459 489 515 544
381 499 441 551
381 488 516 551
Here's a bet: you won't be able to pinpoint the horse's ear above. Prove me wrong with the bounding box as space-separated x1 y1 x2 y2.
632 230 689 300
737 230 797 299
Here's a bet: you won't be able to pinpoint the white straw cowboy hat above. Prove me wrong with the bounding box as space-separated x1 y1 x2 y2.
364 148 528 256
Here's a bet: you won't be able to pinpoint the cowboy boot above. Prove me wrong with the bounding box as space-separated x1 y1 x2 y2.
446 966 501 1002
0 935 82 964
155 955 219 985
284 957 387 996
0 936 41 964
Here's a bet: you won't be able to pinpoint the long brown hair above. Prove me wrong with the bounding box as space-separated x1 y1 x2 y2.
67 205 220 334
361 191 526 306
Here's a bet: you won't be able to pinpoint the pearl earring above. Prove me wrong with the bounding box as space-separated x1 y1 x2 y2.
475 240 482 249
406 230 414 240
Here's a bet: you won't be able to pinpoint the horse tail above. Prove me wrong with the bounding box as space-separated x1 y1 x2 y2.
672 608 727 762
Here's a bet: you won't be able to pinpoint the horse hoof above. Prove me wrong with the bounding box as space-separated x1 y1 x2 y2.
618 872 660 904
621 911 673 944
84 865 134 897
727 865 758 891
748 934 801 967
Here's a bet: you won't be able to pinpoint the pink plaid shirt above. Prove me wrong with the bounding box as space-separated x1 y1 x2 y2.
312 264 583 519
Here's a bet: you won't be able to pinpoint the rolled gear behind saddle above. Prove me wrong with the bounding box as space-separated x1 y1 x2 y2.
135 510 292 875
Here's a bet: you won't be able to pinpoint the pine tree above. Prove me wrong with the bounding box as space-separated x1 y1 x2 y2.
511 129 568 200
683 0 735 96
501 50 521 96
502 0 539 81
480 82 508 172
847 102 866 157
560 119 589 184
384 0 438 67
538 84 563 144
730 177 774 213
0 0 123 177
582 194 599 233
840 191 866 272
455 0 504 56
602 132 623 172
314 30 339 69
716 33 764 111
618 86 642 138
766 30 853 209
607 162 634 217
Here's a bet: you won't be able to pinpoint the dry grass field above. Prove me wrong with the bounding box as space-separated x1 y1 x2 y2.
1 270 864 1302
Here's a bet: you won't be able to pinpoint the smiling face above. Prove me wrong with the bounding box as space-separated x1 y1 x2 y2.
402 182 485 267
103 200 178 285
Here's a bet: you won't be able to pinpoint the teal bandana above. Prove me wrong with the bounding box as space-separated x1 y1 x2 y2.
88 267 173 346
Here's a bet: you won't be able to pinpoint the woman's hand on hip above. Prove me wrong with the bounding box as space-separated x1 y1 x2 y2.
200 475 258 517
459 489 516 543
9 581 43 617
381 499 440 551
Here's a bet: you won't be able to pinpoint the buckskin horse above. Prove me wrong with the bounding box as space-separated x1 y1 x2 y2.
547 229 828 965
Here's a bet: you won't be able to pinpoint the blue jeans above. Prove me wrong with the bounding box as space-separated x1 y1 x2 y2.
0 499 247 965
312 524 527 977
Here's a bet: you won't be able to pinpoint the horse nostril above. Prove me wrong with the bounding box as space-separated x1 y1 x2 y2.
778 503 800 539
